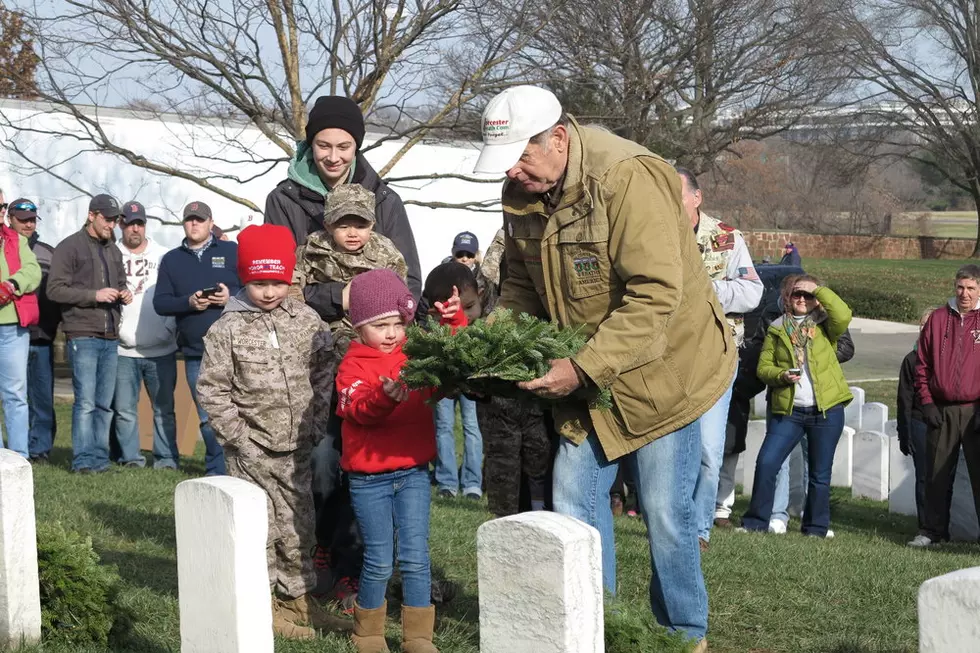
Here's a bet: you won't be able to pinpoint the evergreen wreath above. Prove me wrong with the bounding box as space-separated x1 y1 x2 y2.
401 309 612 409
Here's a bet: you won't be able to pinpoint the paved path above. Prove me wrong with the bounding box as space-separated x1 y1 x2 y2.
846 318 917 382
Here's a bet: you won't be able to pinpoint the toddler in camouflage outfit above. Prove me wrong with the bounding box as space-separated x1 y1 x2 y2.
292 184 409 356
197 224 347 640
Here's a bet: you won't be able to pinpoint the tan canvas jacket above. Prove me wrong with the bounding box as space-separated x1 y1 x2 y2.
499 118 736 459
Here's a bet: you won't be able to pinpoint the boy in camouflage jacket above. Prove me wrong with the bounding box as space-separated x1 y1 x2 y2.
292 184 408 357
197 224 347 640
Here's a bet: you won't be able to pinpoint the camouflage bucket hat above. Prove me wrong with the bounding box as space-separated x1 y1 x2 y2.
324 184 376 226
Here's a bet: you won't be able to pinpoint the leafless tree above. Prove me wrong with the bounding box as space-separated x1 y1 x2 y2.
840 0 980 256
0 0 556 219
523 0 852 173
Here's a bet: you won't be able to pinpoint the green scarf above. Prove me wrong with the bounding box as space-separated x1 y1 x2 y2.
784 313 817 369
286 141 356 196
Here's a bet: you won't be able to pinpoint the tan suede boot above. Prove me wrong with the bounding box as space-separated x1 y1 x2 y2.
272 599 316 640
352 601 390 653
401 605 438 653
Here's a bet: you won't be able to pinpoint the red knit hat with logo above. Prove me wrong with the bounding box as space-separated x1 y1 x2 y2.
349 269 416 328
237 224 297 284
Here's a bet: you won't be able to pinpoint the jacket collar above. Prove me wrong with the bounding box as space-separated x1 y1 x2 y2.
946 297 980 315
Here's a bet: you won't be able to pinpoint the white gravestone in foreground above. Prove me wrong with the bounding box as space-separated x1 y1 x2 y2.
888 434 917 517
949 449 980 542
477 512 603 653
831 426 854 488
861 402 888 435
0 451 41 650
852 431 889 501
175 477 274 653
741 420 767 497
844 386 865 431
919 567 980 652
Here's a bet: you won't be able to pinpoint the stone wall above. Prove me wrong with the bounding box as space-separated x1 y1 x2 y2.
743 231 976 260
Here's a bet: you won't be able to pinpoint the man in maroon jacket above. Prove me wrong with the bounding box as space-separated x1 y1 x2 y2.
911 264 980 548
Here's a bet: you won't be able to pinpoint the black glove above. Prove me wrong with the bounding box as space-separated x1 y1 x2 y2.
923 404 943 429
898 433 911 457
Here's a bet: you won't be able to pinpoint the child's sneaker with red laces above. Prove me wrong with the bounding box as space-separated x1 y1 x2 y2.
330 576 359 615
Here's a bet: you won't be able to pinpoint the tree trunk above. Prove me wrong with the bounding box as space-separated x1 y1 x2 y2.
972 184 980 258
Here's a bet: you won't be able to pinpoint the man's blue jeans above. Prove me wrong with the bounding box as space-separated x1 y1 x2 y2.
552 422 707 641
184 356 226 476
742 405 844 536
433 397 483 496
27 343 57 458
114 354 179 469
0 325 30 457
348 466 431 610
694 372 735 540
68 337 118 471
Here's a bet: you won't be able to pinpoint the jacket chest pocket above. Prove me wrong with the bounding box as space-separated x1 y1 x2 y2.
557 226 612 299
234 349 278 390
507 214 548 295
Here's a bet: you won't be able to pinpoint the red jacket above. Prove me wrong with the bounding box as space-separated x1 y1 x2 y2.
916 301 980 405
336 311 466 474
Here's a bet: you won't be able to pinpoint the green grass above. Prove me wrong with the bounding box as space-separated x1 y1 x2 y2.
860 380 899 416
805 258 963 322
893 211 979 239
15 399 980 653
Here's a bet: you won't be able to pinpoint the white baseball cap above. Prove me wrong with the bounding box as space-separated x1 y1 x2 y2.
473 86 564 174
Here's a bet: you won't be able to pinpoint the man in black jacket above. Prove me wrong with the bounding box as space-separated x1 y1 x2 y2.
264 96 426 610
6 198 61 462
48 194 132 473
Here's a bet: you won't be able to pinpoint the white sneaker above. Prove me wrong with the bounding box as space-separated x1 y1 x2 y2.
768 519 788 535
907 534 935 548
825 529 835 539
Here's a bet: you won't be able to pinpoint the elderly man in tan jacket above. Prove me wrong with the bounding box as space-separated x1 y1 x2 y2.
473 86 736 651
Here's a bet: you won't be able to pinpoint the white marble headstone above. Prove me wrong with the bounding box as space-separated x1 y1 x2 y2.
477 512 603 653
175 477 274 653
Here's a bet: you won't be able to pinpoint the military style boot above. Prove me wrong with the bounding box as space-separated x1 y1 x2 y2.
352 601 390 653
272 598 316 640
401 605 438 653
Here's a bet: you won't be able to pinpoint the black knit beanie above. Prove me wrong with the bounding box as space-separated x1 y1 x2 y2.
305 96 366 149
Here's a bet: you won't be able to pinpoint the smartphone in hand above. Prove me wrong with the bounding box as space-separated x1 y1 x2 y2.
200 286 220 298
788 368 802 376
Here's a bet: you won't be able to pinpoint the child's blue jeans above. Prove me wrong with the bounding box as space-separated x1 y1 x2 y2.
348 465 432 609
433 397 483 496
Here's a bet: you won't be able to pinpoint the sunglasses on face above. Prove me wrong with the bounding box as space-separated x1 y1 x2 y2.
0 203 7 211
454 251 475 259
791 290 815 300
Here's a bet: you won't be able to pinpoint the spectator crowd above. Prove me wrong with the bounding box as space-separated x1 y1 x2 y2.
1 86 976 653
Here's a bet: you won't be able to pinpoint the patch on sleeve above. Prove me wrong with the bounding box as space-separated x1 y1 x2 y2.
737 266 760 280
711 232 735 251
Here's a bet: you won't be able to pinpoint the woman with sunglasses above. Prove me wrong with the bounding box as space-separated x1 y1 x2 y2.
740 274 853 538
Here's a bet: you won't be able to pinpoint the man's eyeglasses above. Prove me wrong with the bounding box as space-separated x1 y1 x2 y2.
96 212 119 224
791 290 815 301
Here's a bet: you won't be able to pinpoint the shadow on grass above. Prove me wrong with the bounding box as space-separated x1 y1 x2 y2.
86 502 179 595
824 643 912 653
96 548 178 596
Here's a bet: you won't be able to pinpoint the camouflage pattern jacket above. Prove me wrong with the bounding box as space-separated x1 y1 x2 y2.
293 230 407 355
477 228 506 315
695 212 763 348
197 292 335 453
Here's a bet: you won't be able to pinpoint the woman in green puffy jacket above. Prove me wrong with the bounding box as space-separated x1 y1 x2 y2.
741 274 852 538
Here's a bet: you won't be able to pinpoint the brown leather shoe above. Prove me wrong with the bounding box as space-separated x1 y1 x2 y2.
699 537 709 553
611 494 625 517
714 517 733 529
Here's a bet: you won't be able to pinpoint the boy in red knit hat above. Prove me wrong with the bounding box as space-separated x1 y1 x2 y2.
336 268 462 653
196 224 347 640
